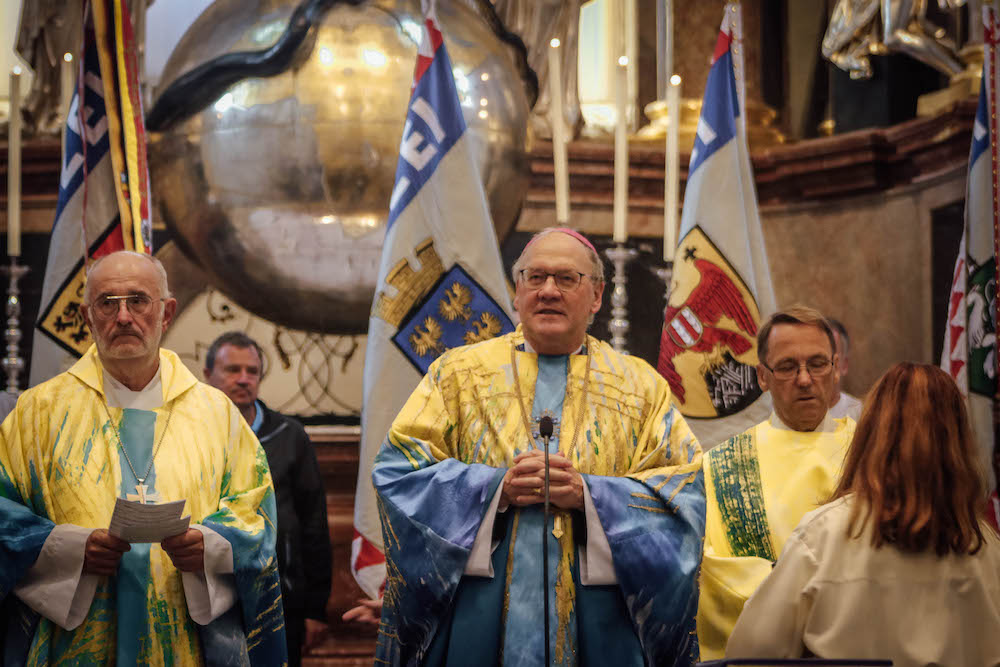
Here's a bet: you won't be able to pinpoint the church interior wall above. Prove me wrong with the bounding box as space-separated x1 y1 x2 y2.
761 165 966 397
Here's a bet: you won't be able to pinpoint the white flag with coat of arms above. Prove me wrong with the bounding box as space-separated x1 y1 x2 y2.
941 9 998 492
351 2 515 599
657 4 776 449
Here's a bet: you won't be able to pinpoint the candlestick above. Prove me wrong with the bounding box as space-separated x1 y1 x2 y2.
7 67 22 258
613 56 629 243
656 263 674 317
1 259 29 392
604 243 637 353
549 38 570 223
664 74 681 262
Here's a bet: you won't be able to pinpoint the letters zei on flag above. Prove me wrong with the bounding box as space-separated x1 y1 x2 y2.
941 8 998 492
656 4 776 448
351 3 515 599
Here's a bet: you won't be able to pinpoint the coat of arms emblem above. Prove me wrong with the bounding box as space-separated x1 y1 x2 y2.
658 226 762 418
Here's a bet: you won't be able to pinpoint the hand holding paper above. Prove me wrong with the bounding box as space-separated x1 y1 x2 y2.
84 529 131 575
108 497 190 543
161 529 205 572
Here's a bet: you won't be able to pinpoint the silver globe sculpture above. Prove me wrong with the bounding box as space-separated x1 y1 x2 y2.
148 0 534 334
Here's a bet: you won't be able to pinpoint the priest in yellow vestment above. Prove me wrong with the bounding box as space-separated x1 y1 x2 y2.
0 252 286 666
697 306 856 659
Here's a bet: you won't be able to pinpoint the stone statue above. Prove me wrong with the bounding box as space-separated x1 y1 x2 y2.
14 0 150 135
15 0 83 135
823 0 968 80
493 0 582 139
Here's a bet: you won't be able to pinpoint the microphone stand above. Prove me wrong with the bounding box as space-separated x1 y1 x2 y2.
539 416 554 667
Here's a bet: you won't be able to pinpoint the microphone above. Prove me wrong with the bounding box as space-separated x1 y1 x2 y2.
539 415 554 439
538 415 554 667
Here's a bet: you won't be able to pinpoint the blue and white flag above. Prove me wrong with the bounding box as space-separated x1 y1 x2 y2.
941 8 998 491
351 5 515 598
657 4 776 448
31 34 130 386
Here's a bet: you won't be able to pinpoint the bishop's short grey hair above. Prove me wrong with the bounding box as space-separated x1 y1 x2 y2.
511 228 605 285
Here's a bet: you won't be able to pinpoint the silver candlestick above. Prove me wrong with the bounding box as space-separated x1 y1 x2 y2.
2 258 30 393
603 244 638 354
655 261 675 307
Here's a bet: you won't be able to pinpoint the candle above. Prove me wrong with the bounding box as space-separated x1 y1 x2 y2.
613 56 629 244
7 67 22 258
662 0 673 99
549 38 570 223
61 53 74 123
664 74 681 262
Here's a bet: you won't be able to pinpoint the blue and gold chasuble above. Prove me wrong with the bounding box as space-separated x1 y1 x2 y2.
0 346 287 666
374 328 706 666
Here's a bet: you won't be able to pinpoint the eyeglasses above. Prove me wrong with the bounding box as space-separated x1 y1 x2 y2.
519 268 591 292
762 357 833 382
90 294 164 319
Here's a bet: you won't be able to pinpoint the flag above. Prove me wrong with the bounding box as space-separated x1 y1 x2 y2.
656 4 776 449
351 2 515 599
941 8 998 492
30 0 152 386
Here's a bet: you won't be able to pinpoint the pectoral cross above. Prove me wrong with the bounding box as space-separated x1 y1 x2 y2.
127 483 160 504
552 516 564 539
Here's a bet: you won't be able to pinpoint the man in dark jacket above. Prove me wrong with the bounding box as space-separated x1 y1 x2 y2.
204 332 332 667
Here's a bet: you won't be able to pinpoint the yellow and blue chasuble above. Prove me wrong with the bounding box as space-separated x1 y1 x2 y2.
696 414 854 659
0 346 286 666
373 328 706 666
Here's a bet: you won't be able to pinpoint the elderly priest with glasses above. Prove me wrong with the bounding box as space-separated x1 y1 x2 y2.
372 228 706 666
696 305 857 659
0 251 286 665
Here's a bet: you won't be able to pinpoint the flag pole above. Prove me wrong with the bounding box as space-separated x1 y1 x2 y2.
985 7 1000 455
727 2 746 136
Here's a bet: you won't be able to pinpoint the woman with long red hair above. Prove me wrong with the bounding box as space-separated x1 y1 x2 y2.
726 362 1000 666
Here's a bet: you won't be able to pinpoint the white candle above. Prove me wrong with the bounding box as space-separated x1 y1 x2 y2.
613 56 629 243
664 74 681 262
663 0 673 96
61 53 74 123
549 38 570 223
7 67 22 258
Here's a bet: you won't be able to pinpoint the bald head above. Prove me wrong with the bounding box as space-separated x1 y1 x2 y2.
84 251 170 305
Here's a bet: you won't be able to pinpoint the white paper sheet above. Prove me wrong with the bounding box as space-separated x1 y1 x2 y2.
108 497 190 543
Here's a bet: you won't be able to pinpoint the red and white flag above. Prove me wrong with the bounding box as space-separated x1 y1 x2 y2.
656 4 776 448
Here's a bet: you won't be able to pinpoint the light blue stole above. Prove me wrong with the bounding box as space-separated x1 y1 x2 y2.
115 409 158 666
502 353 576 665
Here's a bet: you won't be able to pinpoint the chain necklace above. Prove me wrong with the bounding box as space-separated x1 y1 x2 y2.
509 337 592 539
509 337 591 459
102 400 174 504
